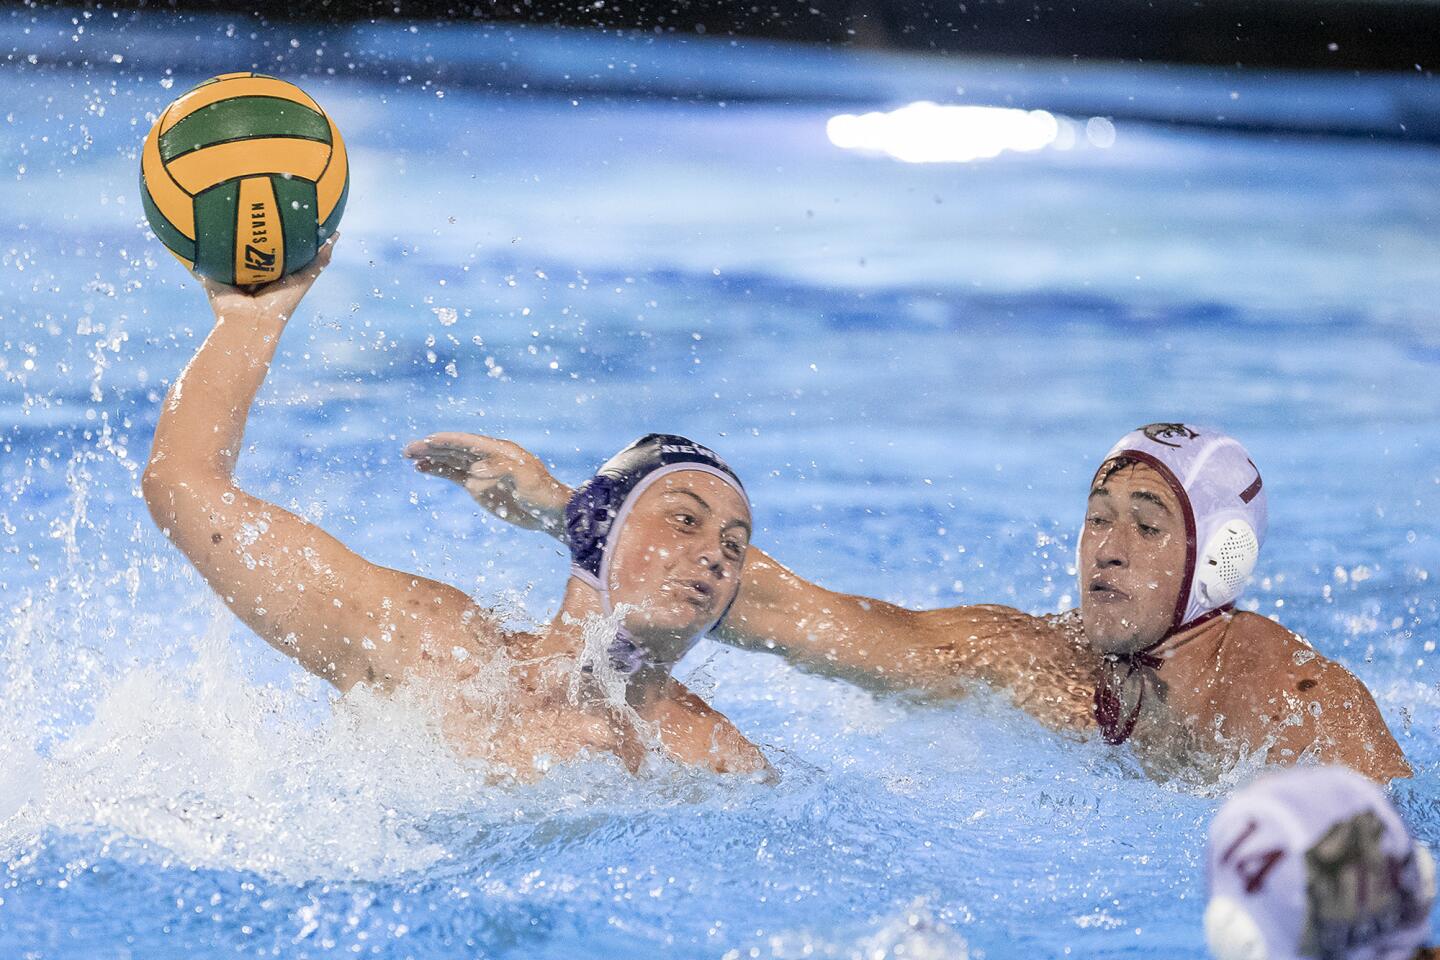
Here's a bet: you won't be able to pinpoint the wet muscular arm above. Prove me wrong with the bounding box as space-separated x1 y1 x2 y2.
406 433 1054 694
141 247 492 690
714 549 960 693
715 547 1091 702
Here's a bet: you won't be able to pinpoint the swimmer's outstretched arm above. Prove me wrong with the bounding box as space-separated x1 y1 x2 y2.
143 242 493 690
403 434 1044 697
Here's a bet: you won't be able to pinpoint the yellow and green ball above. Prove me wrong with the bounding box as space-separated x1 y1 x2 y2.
139 72 348 286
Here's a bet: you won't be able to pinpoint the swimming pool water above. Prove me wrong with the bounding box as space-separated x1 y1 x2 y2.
3 11 1440 959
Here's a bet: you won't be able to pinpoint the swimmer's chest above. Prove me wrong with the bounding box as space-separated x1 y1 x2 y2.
446 696 625 773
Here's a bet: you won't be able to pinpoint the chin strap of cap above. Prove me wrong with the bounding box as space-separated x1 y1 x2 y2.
1091 605 1232 745
1093 641 1165 745
581 629 650 678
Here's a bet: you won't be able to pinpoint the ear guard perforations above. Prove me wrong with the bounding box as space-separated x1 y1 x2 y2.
1196 519 1259 609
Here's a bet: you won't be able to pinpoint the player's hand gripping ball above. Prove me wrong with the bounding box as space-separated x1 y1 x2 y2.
140 72 348 287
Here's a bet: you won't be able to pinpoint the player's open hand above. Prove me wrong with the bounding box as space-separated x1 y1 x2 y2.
404 433 573 535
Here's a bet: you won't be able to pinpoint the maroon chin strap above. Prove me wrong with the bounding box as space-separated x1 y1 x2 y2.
1092 641 1165 745
1091 605 1234 745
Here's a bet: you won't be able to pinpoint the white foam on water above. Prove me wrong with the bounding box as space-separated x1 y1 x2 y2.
727 898 971 960
0 596 704 884
3 621 459 880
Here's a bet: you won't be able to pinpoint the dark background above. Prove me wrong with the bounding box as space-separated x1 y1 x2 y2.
17 0 1440 71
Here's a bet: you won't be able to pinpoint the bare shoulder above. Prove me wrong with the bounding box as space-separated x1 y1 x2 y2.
1225 612 1410 781
650 681 770 777
1228 610 1305 652
1226 611 1362 703
349 562 504 684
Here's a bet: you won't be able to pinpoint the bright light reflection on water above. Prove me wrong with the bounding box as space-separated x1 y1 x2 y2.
827 102 1088 163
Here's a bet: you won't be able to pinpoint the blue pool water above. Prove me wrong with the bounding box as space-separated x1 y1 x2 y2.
3 11 1440 959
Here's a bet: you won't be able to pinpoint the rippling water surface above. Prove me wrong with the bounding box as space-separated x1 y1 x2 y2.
3 14 1440 959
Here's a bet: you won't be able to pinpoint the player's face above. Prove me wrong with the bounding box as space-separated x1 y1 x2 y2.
606 471 751 646
1078 461 1188 654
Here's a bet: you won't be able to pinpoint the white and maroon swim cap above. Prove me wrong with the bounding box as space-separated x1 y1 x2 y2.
1095 423 1269 633
1206 766 1435 960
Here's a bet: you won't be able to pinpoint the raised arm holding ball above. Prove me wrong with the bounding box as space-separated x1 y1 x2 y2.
140 74 771 781
410 426 1409 783
141 231 769 780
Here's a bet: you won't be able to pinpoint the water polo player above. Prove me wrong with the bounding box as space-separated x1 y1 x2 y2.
141 240 768 779
409 423 1408 782
1206 766 1436 960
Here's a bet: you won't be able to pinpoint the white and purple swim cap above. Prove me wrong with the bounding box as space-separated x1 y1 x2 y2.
1095 423 1269 634
564 434 749 662
1206 766 1435 960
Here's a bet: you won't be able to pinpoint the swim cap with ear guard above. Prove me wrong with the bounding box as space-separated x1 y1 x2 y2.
565 434 749 672
1206 766 1434 960
1095 423 1269 634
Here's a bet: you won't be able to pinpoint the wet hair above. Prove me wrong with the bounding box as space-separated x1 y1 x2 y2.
1091 455 1140 491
